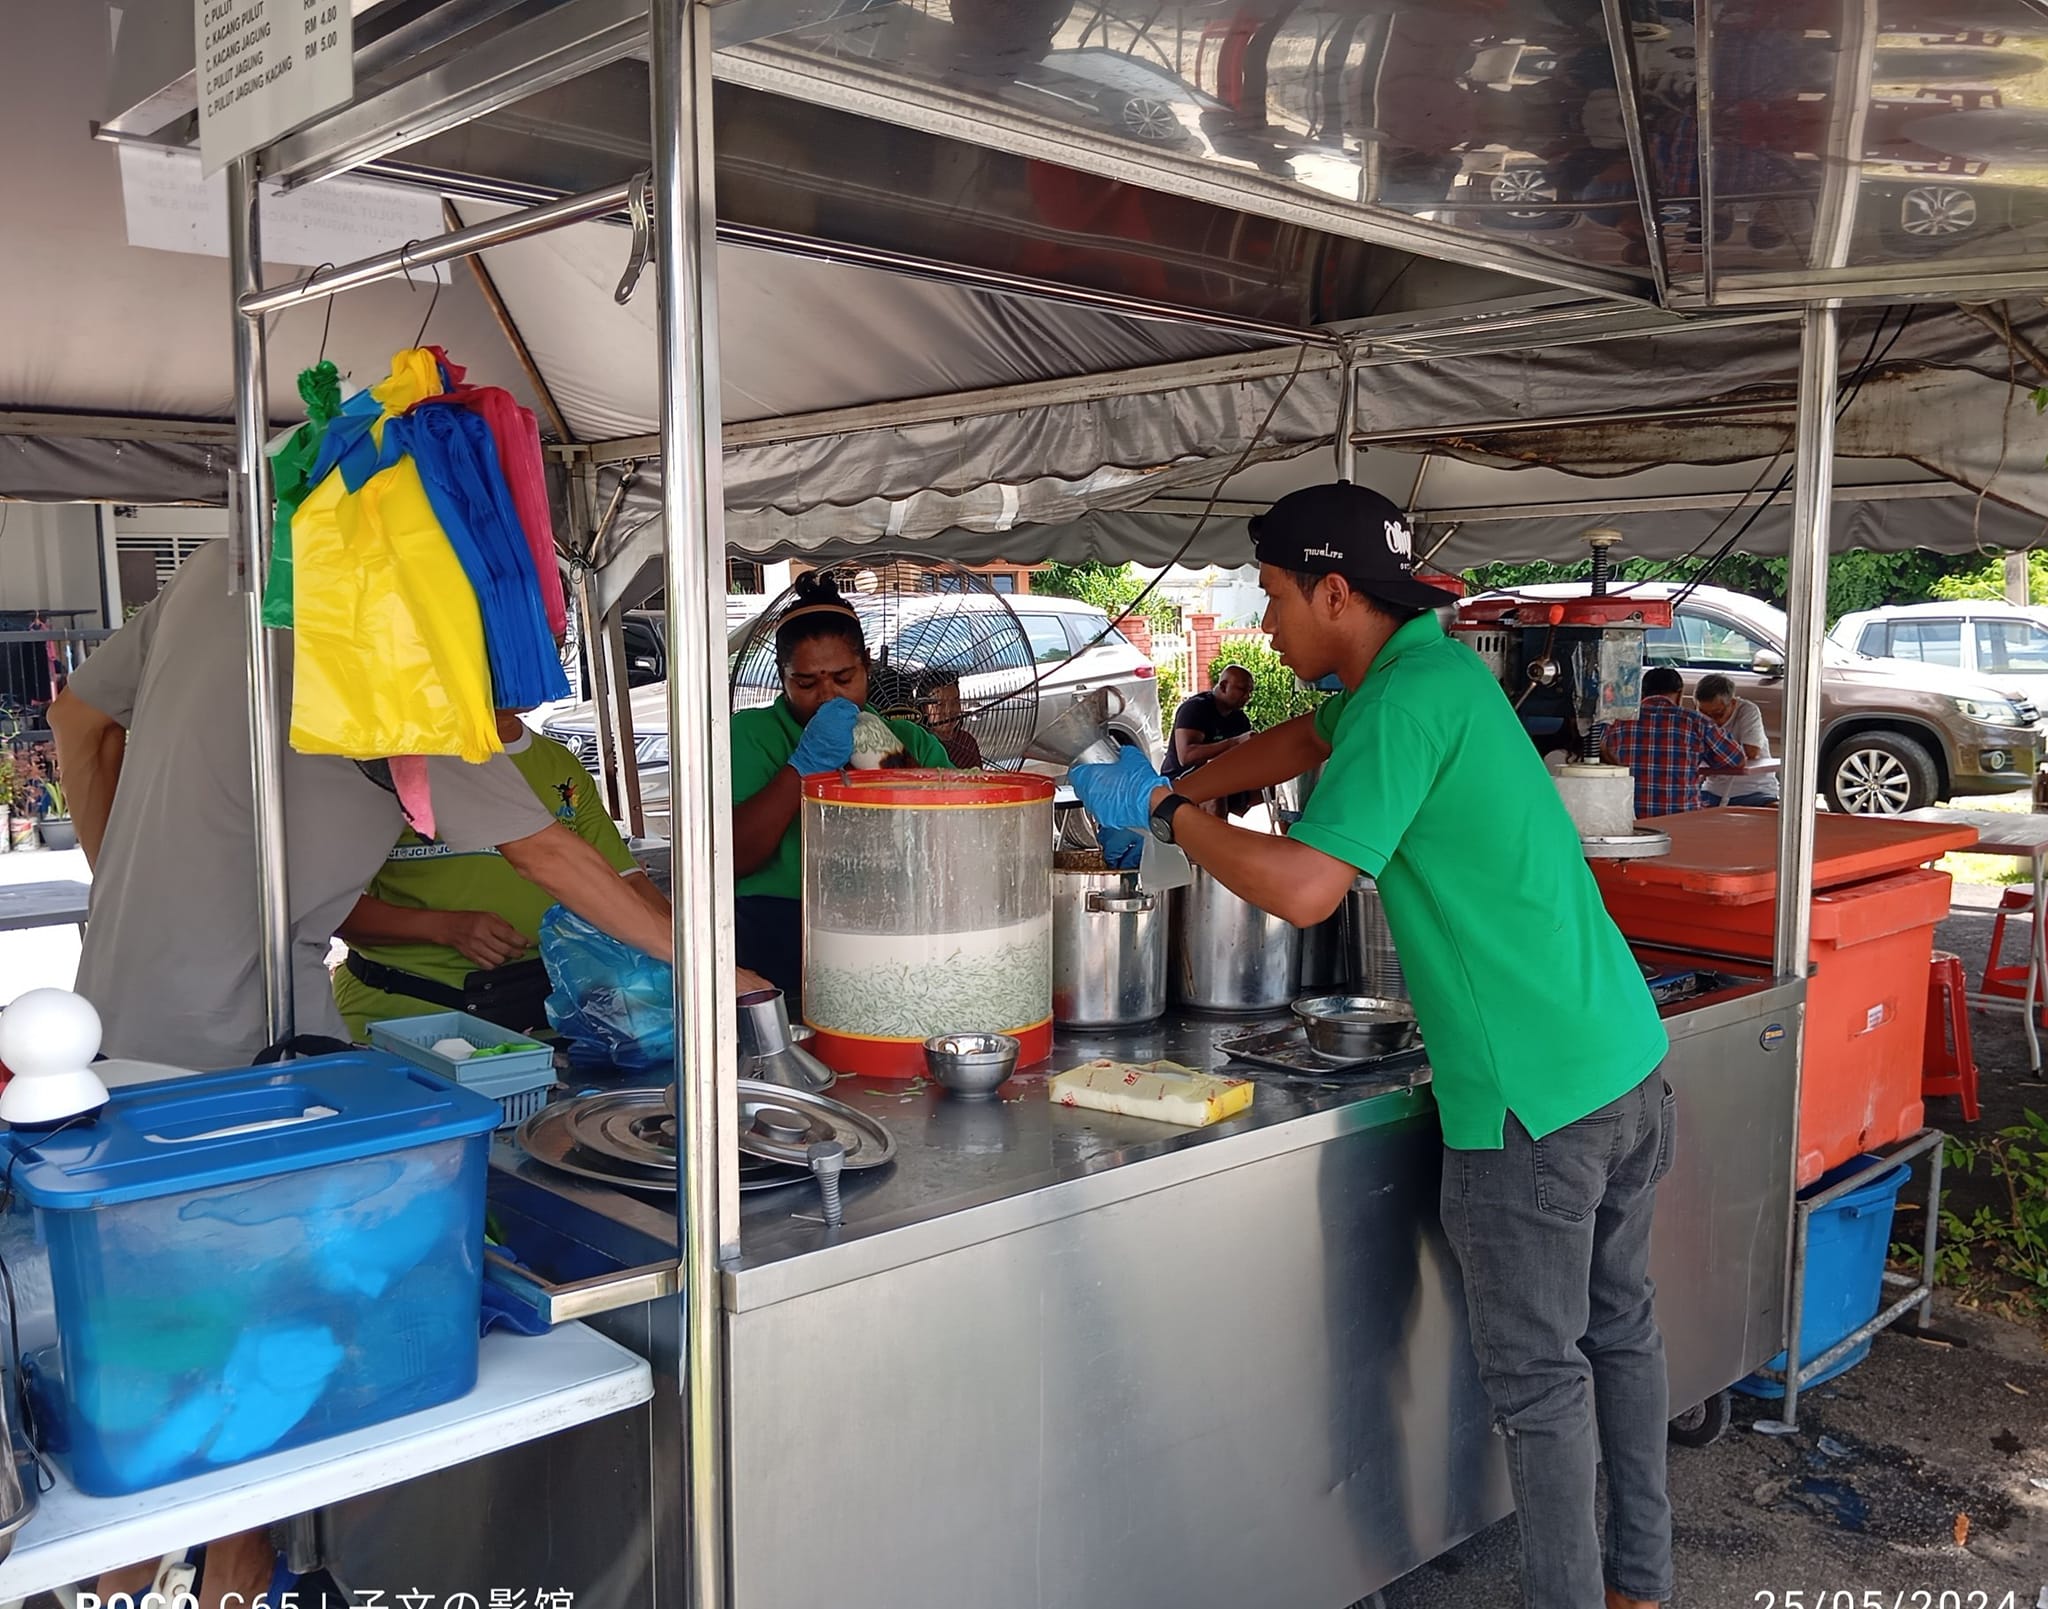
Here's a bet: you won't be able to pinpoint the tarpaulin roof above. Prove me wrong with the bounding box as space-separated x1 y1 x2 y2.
13 0 2048 602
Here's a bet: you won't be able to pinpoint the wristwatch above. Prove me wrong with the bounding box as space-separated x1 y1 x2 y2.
1148 792 1195 845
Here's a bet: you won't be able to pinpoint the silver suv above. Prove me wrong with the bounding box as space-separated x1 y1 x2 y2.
543 594 1163 825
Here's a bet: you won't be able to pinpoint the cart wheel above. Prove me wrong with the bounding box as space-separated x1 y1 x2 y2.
1668 1390 1732 1448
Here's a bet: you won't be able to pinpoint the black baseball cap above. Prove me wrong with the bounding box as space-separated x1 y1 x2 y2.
1248 482 1448 612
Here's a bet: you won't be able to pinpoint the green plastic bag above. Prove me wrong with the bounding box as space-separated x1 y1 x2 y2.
260 361 343 629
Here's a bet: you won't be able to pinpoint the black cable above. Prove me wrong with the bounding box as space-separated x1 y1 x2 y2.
996 337 1322 701
1672 307 1915 606
1608 309 1900 598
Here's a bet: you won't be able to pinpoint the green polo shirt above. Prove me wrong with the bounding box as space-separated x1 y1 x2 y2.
730 697 954 900
1291 613 1667 1149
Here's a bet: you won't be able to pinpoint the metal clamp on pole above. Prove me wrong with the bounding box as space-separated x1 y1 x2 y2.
615 169 657 305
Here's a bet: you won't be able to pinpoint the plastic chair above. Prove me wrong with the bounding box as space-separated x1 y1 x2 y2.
1923 950 1981 1123
1982 886 2039 1009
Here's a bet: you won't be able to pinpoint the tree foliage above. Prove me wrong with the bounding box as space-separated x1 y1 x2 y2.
1206 639 1327 731
1461 547 1993 626
1033 561 1181 636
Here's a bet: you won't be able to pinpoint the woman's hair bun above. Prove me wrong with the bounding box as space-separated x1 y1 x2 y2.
791 572 844 606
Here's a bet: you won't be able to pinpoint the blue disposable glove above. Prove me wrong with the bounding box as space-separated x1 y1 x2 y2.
1071 745 1166 833
1098 826 1146 870
788 698 859 775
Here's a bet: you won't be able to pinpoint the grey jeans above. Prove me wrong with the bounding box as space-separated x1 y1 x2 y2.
1440 1070 1678 1608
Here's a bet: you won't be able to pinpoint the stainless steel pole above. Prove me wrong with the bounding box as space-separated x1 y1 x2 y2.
1773 306 1838 975
227 155 295 1046
1333 353 1358 482
651 2 737 1606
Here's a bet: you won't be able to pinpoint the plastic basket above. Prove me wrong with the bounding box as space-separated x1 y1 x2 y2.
368 1014 557 1129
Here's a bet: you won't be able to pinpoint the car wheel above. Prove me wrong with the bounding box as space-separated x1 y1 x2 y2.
1668 1390 1732 1449
1485 168 1572 230
1894 184 1979 247
1119 95 1183 143
1824 732 1939 815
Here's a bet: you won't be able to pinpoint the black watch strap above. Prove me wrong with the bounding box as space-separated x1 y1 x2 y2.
1150 792 1195 844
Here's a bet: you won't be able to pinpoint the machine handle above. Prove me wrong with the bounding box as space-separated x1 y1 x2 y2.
1086 890 1156 914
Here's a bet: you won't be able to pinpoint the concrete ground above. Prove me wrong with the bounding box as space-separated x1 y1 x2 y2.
1384 895 2048 1609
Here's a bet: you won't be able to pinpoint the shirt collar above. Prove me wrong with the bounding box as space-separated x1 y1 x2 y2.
1366 610 1446 680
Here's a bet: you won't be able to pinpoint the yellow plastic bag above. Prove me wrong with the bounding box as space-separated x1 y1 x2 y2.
288 454 500 763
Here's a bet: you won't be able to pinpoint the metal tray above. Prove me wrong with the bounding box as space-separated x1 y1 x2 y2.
1216 1023 1430 1084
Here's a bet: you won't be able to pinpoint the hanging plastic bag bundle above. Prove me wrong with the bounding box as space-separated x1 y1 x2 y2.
380 399 568 710
286 356 499 762
540 906 674 1073
261 361 345 629
425 347 568 639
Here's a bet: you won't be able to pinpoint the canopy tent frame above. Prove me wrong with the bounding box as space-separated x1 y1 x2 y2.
164 2 2044 1602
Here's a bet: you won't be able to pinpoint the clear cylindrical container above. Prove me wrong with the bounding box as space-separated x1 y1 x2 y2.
802 770 1054 1077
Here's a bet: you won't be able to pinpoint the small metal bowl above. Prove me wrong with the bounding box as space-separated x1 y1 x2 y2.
923 1032 1020 1098
1291 994 1419 1061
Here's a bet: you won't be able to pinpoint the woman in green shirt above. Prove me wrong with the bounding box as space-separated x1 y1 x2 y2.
730 575 952 1004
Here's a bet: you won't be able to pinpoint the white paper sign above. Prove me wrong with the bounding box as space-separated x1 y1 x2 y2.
195 0 354 175
120 143 449 279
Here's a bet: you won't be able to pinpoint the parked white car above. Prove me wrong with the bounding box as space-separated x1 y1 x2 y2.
543 593 1164 827
1831 600 2048 703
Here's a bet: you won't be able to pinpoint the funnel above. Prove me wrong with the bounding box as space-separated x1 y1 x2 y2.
1026 687 1127 770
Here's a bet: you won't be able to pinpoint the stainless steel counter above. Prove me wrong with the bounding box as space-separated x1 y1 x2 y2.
448 975 1797 1609
726 1013 1434 1307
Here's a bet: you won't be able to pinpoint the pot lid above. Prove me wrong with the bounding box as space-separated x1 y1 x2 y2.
516 1081 893 1193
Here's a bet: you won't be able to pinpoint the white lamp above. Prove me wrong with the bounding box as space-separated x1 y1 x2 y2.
0 989 111 1126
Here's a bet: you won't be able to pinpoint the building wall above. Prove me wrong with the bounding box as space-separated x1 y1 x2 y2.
0 504 107 623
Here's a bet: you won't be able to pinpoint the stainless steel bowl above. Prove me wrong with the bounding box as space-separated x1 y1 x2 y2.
1291 994 1419 1061
923 1032 1021 1098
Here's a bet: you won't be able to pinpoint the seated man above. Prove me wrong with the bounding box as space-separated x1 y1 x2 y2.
1166 662 1259 816
1604 665 1747 818
1694 672 1781 808
333 709 668 1040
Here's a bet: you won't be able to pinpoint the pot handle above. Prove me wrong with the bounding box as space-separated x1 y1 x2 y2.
1086 890 1156 914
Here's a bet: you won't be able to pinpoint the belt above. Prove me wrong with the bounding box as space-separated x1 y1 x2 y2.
345 951 555 1031
344 950 469 1011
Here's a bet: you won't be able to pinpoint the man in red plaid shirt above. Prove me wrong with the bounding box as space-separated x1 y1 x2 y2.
1605 666 1748 818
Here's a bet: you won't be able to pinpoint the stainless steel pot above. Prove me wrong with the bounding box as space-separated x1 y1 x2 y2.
1344 876 1407 1002
1052 863 1167 1028
1297 906 1350 991
1170 866 1302 1014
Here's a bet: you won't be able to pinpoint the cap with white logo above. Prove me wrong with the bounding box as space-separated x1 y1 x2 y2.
1248 482 1449 612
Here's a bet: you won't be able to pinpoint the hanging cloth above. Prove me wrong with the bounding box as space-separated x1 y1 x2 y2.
425 347 568 638
286 351 499 762
260 361 345 629
379 399 569 709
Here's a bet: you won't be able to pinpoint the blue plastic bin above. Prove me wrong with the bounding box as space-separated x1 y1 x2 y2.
1736 1153 1912 1399
1 1053 501 1495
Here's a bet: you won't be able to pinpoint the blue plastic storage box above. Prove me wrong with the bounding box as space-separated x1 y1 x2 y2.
0 1053 501 1495
1736 1152 1912 1400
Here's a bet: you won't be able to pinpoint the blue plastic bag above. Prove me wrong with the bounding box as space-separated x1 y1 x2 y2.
540 906 674 1072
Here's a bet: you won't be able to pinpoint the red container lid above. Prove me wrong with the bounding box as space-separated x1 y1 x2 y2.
803 769 1055 808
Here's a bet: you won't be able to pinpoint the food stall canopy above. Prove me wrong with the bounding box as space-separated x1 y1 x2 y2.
19 0 2048 604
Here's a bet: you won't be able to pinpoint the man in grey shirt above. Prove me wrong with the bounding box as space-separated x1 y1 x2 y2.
52 541 674 1068
1694 672 1781 808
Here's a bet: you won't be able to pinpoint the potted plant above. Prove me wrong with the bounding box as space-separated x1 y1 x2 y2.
8 748 48 853
0 762 14 854
20 743 72 850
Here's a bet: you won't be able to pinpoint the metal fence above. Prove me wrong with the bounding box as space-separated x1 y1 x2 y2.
0 625 113 748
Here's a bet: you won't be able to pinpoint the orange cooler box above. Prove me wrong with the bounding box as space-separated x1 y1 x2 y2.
1594 811 1972 1186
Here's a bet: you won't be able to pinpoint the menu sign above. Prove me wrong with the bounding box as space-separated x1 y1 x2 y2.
195 0 353 175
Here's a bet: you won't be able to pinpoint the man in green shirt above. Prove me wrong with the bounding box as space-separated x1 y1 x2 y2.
1073 483 1674 1609
730 574 953 1004
334 711 670 1039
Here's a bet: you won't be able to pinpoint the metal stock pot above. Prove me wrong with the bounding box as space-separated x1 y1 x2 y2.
1051 858 1167 1028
